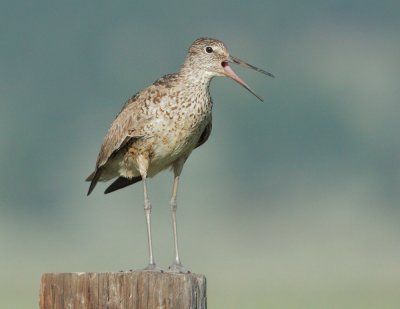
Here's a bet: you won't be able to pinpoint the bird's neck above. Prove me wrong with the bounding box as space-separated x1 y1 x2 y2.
178 66 214 91
177 67 214 113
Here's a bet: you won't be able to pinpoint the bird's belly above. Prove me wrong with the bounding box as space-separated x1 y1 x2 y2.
147 129 199 172
150 110 209 158
115 110 210 179
113 127 201 179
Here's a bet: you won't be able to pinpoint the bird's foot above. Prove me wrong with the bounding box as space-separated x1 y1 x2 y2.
142 263 164 272
143 265 164 272
168 262 189 273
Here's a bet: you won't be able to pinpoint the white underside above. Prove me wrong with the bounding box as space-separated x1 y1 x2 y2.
98 128 201 182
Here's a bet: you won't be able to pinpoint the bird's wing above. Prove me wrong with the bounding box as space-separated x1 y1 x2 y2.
93 73 181 169
195 117 212 149
86 94 147 195
94 94 148 169
86 73 180 195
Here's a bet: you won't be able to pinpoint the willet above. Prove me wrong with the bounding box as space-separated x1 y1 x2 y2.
86 37 274 272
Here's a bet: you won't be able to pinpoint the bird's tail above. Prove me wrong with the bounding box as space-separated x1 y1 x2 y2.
86 169 101 196
104 176 142 194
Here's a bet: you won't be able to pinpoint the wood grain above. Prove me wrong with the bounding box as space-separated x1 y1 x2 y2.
39 272 206 309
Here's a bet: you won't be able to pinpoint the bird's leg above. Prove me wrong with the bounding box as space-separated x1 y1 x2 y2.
138 157 162 272
142 177 159 271
168 158 188 273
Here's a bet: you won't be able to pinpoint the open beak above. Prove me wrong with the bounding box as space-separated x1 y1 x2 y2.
222 55 274 102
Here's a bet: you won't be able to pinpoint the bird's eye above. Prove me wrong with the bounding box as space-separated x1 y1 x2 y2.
205 46 213 53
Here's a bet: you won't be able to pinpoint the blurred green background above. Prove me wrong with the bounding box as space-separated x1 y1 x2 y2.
1 0 399 308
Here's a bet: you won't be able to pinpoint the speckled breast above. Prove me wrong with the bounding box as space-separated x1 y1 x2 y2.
149 108 211 165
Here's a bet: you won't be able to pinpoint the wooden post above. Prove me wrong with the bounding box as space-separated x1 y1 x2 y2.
39 271 206 309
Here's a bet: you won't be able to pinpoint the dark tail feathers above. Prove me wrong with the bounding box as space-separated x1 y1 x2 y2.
86 169 102 196
104 176 142 194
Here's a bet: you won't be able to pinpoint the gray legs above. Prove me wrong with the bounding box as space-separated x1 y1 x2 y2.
138 155 188 272
168 174 187 272
142 176 161 271
168 158 188 273
137 155 161 271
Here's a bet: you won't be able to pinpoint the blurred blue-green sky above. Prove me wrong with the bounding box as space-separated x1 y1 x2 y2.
1 0 399 308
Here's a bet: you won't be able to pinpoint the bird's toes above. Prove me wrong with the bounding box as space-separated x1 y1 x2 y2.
168 262 189 273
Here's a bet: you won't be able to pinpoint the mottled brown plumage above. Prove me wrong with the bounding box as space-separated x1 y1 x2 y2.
86 37 273 272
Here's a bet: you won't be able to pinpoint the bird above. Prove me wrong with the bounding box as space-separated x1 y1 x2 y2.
86 37 274 273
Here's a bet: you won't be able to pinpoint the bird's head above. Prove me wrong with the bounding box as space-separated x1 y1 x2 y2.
181 37 274 101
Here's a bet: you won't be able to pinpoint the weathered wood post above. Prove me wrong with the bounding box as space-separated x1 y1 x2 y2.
39 271 206 309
